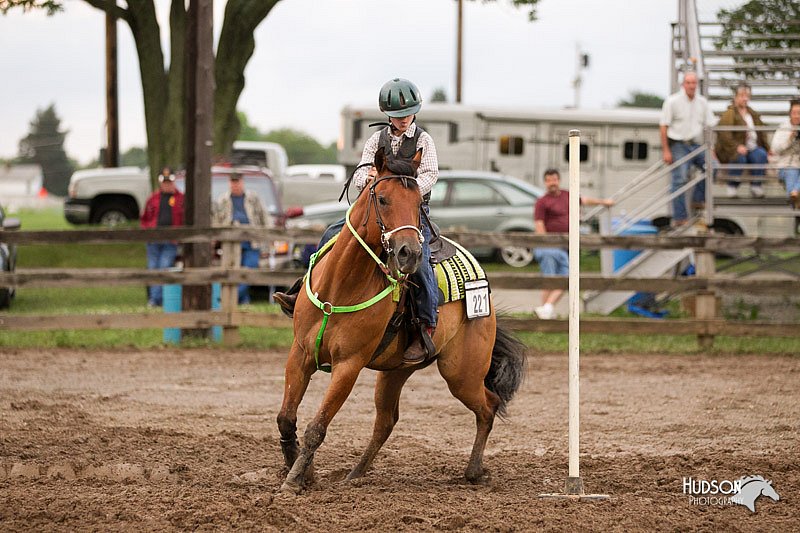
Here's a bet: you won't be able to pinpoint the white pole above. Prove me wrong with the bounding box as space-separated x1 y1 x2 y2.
567 130 582 493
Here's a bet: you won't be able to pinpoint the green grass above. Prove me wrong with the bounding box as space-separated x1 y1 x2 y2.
3 207 797 354
9 206 73 230
515 331 800 355
10 207 145 268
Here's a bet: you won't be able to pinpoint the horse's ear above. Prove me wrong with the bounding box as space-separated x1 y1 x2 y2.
411 148 423 172
374 146 387 173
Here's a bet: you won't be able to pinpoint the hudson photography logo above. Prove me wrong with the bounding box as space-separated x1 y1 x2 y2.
682 475 780 512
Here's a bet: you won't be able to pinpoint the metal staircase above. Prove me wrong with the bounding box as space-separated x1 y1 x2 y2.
583 222 697 316
671 0 800 118
581 1 799 316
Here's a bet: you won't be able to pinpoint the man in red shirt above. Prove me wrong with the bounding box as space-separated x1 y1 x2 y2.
533 168 613 319
140 166 185 307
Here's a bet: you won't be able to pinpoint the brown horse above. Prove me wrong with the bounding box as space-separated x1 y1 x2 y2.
276 147 526 493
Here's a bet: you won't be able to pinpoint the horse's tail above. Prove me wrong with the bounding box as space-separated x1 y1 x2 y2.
484 324 527 419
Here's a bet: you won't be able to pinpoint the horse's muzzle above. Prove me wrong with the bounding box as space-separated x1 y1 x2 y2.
394 240 422 275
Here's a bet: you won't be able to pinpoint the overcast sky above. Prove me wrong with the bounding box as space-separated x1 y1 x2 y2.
0 0 733 163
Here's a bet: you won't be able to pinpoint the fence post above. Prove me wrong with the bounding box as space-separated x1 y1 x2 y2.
220 239 241 345
694 235 716 349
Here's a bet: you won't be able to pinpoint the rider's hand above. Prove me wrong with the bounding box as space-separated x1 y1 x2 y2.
663 148 673 165
736 144 748 156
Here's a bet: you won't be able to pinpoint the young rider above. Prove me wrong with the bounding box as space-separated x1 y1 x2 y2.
275 78 439 364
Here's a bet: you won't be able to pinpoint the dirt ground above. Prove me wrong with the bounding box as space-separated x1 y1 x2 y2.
1 347 798 532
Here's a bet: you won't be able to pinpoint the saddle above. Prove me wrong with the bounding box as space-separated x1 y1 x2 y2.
273 232 488 363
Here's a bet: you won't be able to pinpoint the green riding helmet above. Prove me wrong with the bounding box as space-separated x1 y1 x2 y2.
378 78 422 118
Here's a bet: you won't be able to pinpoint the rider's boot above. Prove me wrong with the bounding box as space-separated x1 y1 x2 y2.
403 325 435 364
273 277 302 317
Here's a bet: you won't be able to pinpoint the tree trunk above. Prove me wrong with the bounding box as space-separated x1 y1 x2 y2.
123 1 169 188
213 0 280 155
86 0 280 185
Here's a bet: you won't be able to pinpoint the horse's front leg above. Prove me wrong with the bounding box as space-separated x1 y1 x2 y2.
281 360 363 494
276 342 315 471
347 368 414 480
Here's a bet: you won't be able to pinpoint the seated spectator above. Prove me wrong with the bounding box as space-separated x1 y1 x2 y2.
771 99 800 209
715 83 770 198
141 166 185 307
212 173 270 305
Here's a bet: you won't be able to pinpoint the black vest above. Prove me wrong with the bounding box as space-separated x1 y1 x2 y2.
377 124 424 160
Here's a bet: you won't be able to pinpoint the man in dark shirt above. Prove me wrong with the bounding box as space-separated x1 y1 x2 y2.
140 167 185 307
533 168 613 319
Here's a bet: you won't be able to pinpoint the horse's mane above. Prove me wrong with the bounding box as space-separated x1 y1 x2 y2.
383 156 419 189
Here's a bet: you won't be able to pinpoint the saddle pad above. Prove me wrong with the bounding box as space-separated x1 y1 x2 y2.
434 236 487 304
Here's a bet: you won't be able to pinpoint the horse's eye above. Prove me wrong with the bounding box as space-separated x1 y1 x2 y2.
378 196 388 206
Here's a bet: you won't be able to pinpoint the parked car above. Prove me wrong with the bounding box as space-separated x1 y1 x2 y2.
286 170 544 267
174 165 291 270
0 204 21 308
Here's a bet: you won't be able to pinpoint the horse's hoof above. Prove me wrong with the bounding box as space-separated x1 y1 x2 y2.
280 480 302 495
465 469 485 484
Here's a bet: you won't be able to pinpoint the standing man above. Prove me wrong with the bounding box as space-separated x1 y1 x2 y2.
533 168 613 320
212 172 270 305
660 71 717 226
141 166 185 307
715 83 770 198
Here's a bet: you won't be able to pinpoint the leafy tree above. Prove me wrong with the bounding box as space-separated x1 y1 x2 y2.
715 0 800 80
617 91 664 109
236 112 336 165
430 88 448 103
120 146 149 168
236 111 262 142
3 0 282 186
262 129 337 165
17 104 74 196
3 0 540 184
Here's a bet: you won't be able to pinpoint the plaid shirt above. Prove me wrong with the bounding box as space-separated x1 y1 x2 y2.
352 122 439 196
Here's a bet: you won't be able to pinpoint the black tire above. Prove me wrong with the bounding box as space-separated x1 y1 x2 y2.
712 219 744 258
0 288 10 309
495 230 535 268
92 202 136 226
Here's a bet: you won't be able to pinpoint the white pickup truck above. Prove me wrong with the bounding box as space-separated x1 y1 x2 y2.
64 141 289 225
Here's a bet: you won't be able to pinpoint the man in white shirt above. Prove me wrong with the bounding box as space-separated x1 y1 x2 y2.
660 72 717 225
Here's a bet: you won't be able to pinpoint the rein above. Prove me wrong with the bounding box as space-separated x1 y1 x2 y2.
305 175 422 373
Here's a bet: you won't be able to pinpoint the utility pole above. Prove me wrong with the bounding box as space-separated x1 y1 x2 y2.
104 6 119 167
456 0 463 103
183 0 214 329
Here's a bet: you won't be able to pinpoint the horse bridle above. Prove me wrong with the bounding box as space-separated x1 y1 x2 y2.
364 174 425 254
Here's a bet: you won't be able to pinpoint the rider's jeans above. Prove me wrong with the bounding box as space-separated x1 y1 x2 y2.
411 204 437 328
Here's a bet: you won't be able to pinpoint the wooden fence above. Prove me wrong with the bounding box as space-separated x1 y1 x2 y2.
1 226 799 347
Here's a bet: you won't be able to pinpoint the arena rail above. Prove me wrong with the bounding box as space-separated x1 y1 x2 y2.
1 226 798 346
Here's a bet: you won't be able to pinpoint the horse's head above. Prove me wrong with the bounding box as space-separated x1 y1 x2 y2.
367 146 424 276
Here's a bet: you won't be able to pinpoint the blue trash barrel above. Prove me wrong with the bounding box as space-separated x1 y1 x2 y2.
163 283 222 343
612 219 658 272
